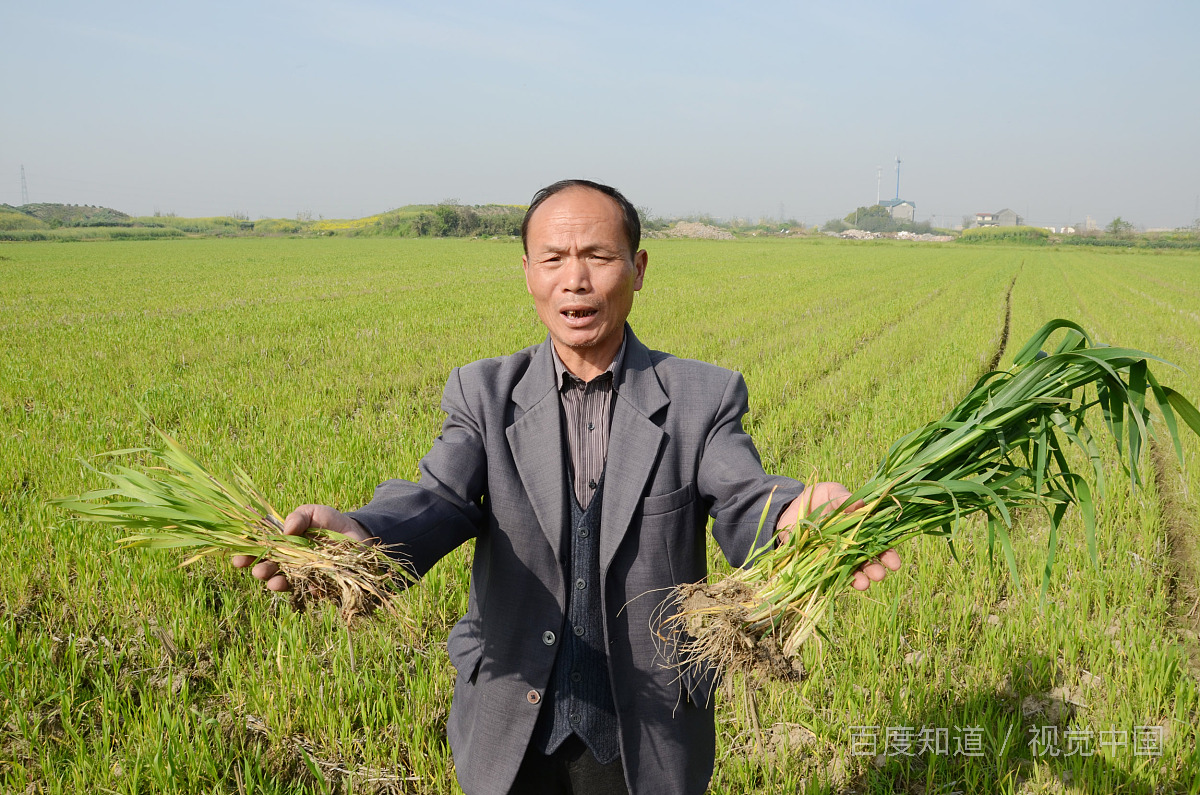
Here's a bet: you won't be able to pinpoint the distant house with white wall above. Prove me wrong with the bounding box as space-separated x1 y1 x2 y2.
975 208 1023 227
880 198 916 223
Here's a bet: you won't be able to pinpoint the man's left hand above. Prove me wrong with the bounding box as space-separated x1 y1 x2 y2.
776 481 901 592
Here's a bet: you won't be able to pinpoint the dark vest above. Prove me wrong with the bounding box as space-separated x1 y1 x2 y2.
531 473 620 763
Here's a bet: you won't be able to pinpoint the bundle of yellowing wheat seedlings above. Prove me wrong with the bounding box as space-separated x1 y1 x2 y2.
659 319 1200 684
53 425 412 621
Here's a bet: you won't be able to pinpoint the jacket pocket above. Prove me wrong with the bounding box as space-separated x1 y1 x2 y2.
641 482 695 516
447 616 483 685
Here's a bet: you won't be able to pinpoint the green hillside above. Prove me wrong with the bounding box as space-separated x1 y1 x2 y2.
15 202 133 227
0 206 48 231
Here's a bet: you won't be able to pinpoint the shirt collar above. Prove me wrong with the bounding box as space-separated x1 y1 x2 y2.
550 333 628 391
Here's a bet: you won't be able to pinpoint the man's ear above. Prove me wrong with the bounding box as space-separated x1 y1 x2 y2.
522 255 532 295
633 249 648 291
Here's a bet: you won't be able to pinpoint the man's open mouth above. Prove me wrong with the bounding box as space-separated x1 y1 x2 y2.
562 309 597 318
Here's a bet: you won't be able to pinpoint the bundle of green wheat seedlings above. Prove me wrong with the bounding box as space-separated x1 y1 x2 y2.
53 425 412 621
662 319 1200 683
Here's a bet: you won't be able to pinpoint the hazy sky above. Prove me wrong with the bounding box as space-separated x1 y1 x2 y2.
3 1 1198 229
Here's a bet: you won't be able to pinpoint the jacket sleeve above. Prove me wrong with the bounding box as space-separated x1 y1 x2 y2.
346 366 486 576
697 370 806 568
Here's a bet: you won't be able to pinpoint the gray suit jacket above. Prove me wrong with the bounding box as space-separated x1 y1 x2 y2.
349 327 804 795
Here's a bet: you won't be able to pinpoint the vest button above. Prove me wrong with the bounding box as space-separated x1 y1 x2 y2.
575 578 586 590
527 690 541 704
569 712 581 724
579 528 589 538
573 624 585 637
571 671 582 683
542 631 556 646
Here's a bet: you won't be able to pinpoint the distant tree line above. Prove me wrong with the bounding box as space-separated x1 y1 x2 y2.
10 199 1195 246
373 202 524 238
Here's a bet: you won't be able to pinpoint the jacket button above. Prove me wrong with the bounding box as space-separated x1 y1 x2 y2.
542 631 556 646
527 690 541 704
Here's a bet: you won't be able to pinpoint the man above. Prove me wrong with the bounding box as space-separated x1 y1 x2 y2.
235 179 899 794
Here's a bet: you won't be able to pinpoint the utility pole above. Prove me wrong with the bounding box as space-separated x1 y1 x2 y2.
894 157 901 201
876 166 882 204
20 165 29 206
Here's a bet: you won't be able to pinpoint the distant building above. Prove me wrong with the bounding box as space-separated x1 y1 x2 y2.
975 208 1024 227
880 198 916 223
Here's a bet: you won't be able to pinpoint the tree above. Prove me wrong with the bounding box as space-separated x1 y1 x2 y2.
844 204 895 233
1106 217 1135 236
636 205 665 232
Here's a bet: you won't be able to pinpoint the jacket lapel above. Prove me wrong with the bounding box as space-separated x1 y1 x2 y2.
600 329 669 573
506 338 568 564
507 329 670 574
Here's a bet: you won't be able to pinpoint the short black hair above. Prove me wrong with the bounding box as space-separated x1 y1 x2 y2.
520 179 641 258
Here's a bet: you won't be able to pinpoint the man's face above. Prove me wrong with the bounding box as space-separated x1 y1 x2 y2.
522 187 647 364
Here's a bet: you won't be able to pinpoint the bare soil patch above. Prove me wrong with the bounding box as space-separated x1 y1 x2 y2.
670 579 805 686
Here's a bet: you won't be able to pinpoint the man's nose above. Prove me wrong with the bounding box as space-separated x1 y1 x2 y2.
562 257 591 291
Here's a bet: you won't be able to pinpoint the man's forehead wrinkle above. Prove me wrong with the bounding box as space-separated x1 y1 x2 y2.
532 226 621 256
537 238 614 254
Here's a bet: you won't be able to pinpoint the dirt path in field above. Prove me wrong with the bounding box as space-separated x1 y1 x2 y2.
978 274 1018 618
984 273 1017 373
1151 441 1200 674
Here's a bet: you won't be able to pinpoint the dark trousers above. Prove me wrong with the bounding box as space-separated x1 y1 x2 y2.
507 734 628 795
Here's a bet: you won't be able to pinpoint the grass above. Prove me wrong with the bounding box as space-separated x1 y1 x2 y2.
1 236 1198 793
52 423 413 622
668 318 1200 684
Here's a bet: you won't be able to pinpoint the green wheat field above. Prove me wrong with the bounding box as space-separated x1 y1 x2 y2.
2 237 1198 793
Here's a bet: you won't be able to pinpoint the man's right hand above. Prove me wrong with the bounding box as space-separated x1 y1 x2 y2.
231 504 372 592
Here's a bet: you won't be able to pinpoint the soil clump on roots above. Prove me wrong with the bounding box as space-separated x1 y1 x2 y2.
671 579 805 686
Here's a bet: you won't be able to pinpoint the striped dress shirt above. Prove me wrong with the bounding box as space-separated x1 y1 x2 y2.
550 337 627 510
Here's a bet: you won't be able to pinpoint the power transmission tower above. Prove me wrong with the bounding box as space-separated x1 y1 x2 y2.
20 165 29 205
